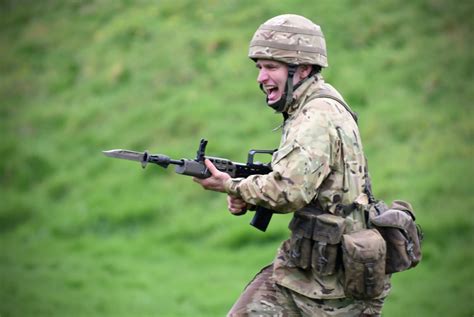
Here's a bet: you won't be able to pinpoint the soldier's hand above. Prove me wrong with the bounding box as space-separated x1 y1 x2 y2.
227 195 248 215
193 159 230 193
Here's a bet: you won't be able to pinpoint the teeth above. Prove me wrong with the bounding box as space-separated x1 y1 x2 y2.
265 86 277 93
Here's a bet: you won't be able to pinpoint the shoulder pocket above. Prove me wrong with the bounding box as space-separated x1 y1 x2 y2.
272 143 295 166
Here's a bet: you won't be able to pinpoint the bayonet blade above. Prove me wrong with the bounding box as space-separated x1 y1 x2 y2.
103 149 149 168
102 149 146 161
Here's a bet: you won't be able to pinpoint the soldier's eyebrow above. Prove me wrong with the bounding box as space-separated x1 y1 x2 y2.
256 61 279 69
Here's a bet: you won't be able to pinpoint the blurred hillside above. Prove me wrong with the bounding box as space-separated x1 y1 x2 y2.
1 0 473 316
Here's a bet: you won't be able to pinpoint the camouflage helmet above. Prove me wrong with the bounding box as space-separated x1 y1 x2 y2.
248 14 328 67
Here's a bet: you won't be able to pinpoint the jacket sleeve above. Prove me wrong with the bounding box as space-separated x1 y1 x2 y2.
225 105 338 213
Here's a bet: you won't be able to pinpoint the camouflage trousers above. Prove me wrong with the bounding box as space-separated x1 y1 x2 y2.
227 265 385 317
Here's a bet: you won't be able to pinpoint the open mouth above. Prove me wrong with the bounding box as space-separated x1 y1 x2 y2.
264 86 280 102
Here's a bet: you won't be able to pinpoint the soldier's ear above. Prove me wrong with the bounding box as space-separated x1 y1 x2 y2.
298 65 313 79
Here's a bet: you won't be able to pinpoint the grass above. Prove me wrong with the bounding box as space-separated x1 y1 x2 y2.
1 0 473 316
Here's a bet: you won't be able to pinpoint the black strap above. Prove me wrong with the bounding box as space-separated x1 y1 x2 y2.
285 65 298 109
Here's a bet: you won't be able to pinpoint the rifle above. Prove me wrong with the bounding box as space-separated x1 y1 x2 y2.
103 138 275 232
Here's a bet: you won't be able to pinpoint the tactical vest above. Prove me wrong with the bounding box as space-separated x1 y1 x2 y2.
286 85 369 273
286 87 422 299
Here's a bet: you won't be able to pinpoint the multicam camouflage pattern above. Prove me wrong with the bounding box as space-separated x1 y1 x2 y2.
248 14 328 67
224 74 391 301
228 265 386 317
225 74 367 221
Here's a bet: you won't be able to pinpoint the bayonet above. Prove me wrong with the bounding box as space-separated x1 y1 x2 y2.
103 149 182 169
103 138 276 232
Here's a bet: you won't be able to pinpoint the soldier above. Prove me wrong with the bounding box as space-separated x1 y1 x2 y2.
194 14 391 316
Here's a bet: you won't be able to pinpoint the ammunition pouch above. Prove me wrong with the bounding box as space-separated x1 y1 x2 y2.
288 211 313 270
288 211 346 275
287 199 422 299
368 200 423 274
341 229 386 299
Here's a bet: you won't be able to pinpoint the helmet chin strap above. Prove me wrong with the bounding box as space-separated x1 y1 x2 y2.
263 64 298 113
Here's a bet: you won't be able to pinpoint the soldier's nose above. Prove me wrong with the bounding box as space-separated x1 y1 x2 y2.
257 69 269 84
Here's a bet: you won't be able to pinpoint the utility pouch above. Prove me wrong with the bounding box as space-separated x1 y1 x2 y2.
311 214 346 276
288 212 315 270
342 229 386 299
370 200 423 274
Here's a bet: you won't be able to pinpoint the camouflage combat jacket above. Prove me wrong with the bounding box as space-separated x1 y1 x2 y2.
225 74 389 299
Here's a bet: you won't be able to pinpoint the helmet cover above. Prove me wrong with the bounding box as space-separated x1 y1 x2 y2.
249 14 328 67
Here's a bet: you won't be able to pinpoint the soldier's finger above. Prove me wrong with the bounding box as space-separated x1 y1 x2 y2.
230 200 246 208
229 206 247 216
204 159 219 175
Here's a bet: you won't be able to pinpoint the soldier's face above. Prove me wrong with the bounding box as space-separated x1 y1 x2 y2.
256 59 288 105
256 59 308 105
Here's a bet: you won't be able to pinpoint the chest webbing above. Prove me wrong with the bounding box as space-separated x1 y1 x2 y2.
305 89 375 204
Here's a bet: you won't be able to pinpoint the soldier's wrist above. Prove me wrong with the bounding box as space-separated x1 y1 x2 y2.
224 178 244 196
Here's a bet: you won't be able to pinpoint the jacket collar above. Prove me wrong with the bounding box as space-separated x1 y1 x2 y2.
286 73 324 116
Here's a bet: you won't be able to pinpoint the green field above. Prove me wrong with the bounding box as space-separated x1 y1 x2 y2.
1 0 473 316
